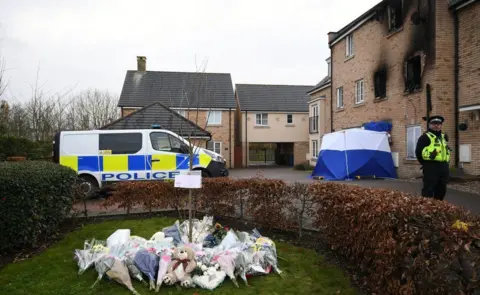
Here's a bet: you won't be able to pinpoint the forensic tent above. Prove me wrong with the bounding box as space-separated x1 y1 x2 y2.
311 128 397 180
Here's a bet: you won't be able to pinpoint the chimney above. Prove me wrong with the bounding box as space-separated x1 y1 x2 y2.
137 56 146 71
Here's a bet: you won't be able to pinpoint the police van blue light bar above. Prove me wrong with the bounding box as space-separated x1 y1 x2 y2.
151 124 163 129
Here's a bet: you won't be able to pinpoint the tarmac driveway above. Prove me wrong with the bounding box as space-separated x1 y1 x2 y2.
228 167 480 215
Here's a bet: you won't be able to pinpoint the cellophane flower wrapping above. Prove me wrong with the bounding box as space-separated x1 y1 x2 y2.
179 216 213 244
251 229 285 278
106 229 131 248
134 248 159 290
124 236 148 286
212 250 239 287
75 239 108 275
91 256 115 288
106 258 141 295
162 221 182 245
155 249 172 292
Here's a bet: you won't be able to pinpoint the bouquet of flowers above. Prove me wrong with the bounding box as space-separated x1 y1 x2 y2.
155 248 173 292
106 258 142 295
74 239 108 275
134 248 159 290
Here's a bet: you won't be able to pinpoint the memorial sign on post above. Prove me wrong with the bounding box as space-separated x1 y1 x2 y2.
174 170 202 189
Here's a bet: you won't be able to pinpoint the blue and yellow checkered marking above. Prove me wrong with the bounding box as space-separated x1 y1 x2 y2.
59 153 212 172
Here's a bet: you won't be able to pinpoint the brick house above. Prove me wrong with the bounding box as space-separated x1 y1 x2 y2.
325 0 480 178
451 0 480 175
307 58 332 166
116 56 236 168
234 84 314 167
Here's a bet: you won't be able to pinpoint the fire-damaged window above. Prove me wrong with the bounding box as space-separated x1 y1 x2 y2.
404 55 422 92
374 69 387 98
388 0 403 31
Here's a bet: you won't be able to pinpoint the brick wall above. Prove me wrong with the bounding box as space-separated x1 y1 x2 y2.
330 0 455 178
185 109 235 169
458 2 480 175
294 142 309 166
121 107 140 117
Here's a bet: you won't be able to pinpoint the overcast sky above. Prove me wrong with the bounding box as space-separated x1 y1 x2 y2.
0 0 380 103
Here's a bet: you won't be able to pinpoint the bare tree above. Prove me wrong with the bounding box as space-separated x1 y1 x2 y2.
71 89 119 130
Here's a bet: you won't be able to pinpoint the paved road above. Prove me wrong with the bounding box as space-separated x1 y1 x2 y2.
229 167 480 215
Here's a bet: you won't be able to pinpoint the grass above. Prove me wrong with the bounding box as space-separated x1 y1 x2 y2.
0 217 358 295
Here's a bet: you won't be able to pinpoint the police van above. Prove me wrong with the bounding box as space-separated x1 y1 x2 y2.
52 128 229 196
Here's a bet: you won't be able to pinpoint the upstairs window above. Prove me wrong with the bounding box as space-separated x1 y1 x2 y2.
374 69 387 98
355 80 364 104
256 113 268 126
346 34 354 57
336 87 344 109
207 111 222 125
287 114 293 124
388 0 404 31
405 55 422 92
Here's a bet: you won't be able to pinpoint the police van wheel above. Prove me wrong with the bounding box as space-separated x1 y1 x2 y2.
77 175 99 198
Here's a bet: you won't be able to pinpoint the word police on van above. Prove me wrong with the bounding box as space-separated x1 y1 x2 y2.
53 128 229 195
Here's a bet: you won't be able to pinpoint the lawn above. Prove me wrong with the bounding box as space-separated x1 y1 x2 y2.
0 217 358 295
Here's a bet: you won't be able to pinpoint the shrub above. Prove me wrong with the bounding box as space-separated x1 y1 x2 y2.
245 179 292 229
0 136 52 161
309 182 480 294
197 177 242 217
0 161 77 252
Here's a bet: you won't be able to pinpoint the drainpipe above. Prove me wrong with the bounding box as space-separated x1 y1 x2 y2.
329 47 334 132
229 108 232 168
454 9 460 168
245 111 248 167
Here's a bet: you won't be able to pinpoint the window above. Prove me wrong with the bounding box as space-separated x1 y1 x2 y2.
388 0 403 31
346 34 354 57
327 58 331 77
312 140 318 158
99 133 142 154
336 87 344 108
355 80 364 104
150 132 186 153
310 106 319 133
405 55 422 92
406 125 422 159
207 111 222 125
374 69 387 98
207 141 222 154
256 113 268 126
287 114 293 124
175 110 186 117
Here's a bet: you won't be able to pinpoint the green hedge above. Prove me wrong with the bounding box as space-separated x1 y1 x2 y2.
0 161 78 252
0 136 52 161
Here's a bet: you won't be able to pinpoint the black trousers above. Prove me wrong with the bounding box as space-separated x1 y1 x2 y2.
421 161 450 200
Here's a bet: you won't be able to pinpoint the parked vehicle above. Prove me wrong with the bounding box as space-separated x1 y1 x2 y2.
52 128 228 196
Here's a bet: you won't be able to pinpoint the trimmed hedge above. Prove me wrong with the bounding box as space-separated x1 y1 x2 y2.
105 178 480 294
0 161 78 252
0 136 52 161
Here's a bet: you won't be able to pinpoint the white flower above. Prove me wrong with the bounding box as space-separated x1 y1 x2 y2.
201 265 208 271
197 262 203 267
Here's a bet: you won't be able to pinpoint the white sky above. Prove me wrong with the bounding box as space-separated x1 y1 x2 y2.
0 0 380 102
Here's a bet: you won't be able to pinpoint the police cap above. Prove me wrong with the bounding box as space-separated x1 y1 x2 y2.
428 115 444 124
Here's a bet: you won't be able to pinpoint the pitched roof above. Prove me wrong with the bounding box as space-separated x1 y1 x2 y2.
100 102 211 138
328 2 382 45
235 84 315 112
448 0 476 8
307 76 331 94
117 70 236 109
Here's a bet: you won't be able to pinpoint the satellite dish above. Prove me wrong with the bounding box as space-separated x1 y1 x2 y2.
458 123 468 131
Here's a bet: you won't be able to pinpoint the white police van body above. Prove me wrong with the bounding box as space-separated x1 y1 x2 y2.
53 128 228 195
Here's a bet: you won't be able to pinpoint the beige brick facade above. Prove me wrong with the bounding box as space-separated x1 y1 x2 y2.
458 2 480 175
184 109 236 169
329 0 459 178
307 86 331 166
121 107 140 117
294 142 309 166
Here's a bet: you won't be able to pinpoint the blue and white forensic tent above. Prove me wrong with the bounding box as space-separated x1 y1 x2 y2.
311 128 397 180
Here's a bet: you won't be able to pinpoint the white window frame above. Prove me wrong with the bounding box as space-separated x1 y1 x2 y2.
336 87 344 109
207 110 222 125
312 140 318 158
355 79 364 104
207 141 222 154
311 105 318 132
406 125 422 160
346 34 354 57
286 114 293 124
255 113 268 126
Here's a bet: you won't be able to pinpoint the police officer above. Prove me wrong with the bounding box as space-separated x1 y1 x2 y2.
415 115 451 200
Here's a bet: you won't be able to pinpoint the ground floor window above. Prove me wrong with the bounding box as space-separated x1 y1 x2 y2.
406 125 422 159
312 140 318 158
207 141 222 154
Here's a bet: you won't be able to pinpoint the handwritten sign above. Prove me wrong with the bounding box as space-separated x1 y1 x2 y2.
174 170 202 189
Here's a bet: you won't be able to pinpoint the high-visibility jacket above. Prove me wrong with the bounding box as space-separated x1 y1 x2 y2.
421 132 450 163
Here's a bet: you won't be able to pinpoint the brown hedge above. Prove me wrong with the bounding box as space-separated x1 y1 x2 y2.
309 182 480 295
103 178 480 294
